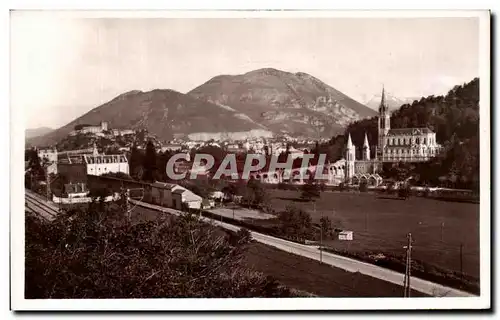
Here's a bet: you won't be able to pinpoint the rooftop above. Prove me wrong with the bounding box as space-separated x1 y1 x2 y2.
152 182 177 189
172 189 187 194
387 128 434 135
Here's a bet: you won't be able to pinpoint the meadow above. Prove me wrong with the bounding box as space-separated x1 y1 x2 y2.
267 189 480 279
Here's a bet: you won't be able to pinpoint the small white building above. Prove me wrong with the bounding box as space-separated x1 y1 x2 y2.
338 231 354 241
161 144 183 152
172 188 203 210
83 154 129 176
151 182 181 207
64 182 89 198
37 147 58 164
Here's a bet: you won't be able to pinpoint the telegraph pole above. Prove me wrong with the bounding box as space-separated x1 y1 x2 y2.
314 202 323 264
460 243 464 279
46 168 50 201
403 232 413 297
407 233 412 297
320 219 323 264
126 188 131 221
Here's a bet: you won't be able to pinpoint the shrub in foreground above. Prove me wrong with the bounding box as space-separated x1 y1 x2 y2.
25 204 296 298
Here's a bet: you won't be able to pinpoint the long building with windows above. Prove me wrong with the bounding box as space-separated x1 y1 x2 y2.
345 87 442 185
57 143 129 183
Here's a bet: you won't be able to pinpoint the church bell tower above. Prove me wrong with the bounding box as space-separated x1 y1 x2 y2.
377 86 390 160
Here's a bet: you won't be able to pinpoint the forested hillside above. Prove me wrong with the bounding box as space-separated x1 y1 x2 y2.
316 78 480 189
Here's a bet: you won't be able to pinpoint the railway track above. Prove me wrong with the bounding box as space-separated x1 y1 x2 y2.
25 190 59 221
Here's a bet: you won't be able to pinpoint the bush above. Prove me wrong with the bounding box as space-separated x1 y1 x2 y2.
300 179 321 201
398 186 411 199
359 181 368 192
25 205 298 298
277 205 313 242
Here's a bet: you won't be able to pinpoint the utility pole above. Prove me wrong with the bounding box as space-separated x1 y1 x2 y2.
403 232 413 297
46 168 50 201
314 202 323 264
126 188 131 221
320 218 323 264
460 243 463 279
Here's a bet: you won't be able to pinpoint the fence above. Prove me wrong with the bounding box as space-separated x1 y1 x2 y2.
52 194 119 204
87 175 153 202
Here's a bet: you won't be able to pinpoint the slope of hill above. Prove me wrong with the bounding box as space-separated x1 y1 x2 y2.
188 68 376 138
26 89 269 147
25 127 53 139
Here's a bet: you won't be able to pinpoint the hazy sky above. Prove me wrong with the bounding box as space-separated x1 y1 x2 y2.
11 13 479 129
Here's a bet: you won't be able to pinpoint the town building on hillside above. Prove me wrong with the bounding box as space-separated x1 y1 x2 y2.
111 129 135 136
226 144 246 153
57 144 99 164
344 87 442 185
69 121 109 136
37 147 59 174
160 144 182 152
84 154 129 176
37 147 58 164
57 143 128 183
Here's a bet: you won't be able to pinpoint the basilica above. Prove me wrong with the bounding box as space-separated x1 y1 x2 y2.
344 87 442 185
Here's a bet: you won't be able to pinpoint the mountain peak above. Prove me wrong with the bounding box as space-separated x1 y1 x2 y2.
189 68 376 138
245 67 290 77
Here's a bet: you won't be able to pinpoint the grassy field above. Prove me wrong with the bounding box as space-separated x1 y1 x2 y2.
129 205 424 297
244 242 427 297
267 189 480 279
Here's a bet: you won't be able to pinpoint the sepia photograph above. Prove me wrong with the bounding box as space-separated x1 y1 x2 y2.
10 9 491 311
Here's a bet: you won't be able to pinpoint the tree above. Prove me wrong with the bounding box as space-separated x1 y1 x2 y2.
359 180 368 192
25 203 298 298
319 216 335 240
25 148 44 179
182 179 215 199
244 178 269 210
129 144 144 180
398 184 411 200
300 177 321 201
277 205 313 242
222 183 239 201
142 140 158 182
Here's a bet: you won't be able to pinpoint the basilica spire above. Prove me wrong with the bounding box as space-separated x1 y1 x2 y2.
363 132 370 160
346 133 353 149
379 85 387 112
363 133 369 148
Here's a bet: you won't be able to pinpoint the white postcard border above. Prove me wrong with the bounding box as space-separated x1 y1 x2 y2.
9 9 491 311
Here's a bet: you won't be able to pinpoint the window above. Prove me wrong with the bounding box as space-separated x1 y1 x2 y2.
423 137 427 144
